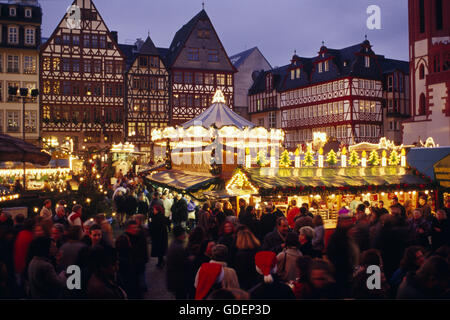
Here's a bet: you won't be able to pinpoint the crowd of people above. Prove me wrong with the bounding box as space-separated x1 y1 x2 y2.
0 179 449 299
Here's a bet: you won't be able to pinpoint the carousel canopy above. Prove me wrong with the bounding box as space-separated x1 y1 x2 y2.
146 170 219 193
181 90 255 129
407 147 450 181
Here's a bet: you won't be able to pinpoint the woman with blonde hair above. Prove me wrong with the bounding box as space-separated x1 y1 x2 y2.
234 229 261 290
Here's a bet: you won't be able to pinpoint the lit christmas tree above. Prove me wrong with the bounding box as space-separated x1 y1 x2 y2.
302 147 315 166
388 149 401 165
368 150 380 166
279 149 292 168
326 149 338 166
349 150 360 166
256 150 268 167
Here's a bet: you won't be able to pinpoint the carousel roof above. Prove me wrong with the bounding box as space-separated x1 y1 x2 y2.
181 90 255 129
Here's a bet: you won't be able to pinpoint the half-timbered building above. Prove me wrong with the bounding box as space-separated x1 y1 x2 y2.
163 9 236 125
248 40 410 148
122 37 169 151
39 0 125 151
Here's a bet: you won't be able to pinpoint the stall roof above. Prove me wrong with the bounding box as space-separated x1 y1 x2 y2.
146 170 219 192
242 166 432 190
407 147 450 181
434 154 450 189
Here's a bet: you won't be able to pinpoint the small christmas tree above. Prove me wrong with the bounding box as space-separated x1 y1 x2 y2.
326 149 338 166
256 150 268 167
302 147 315 166
388 149 401 165
349 150 360 166
368 150 380 166
279 149 292 168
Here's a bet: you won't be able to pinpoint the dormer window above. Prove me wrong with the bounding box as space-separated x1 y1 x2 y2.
324 60 329 72
318 62 323 73
365 56 370 68
290 69 295 80
25 8 32 18
296 68 300 78
266 74 273 92
9 7 16 17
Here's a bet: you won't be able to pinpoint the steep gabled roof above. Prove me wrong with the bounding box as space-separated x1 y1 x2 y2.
248 64 289 95
379 58 410 74
139 36 160 56
165 9 209 67
229 47 272 70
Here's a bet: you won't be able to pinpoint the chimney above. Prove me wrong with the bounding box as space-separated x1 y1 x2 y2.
111 31 118 44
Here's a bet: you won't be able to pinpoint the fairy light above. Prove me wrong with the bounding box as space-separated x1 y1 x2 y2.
226 170 258 194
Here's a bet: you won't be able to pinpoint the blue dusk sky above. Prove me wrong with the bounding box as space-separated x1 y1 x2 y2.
39 0 409 67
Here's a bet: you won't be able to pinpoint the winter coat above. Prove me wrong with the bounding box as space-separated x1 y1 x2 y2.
233 248 260 291
166 239 190 295
171 198 188 224
87 273 127 299
312 225 325 253
149 212 168 258
13 230 33 274
28 256 66 299
276 247 302 282
258 213 277 240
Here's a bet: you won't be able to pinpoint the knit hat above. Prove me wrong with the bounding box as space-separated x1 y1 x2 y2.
255 251 277 283
195 263 224 300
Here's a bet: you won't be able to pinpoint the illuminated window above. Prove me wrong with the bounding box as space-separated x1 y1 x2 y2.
324 60 329 72
53 57 61 72
24 111 37 133
365 56 370 68
318 62 323 73
217 74 225 86
24 56 36 74
7 111 19 132
296 68 301 78
205 73 214 85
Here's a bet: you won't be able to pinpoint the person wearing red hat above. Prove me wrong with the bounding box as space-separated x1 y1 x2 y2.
249 251 295 299
194 262 224 300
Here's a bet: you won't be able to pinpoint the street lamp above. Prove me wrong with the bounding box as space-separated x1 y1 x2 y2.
8 86 39 190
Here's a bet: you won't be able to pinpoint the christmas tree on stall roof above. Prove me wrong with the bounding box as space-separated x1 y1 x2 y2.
256 149 268 167
349 150 361 166
368 150 380 166
302 147 315 166
279 149 292 168
326 149 338 166
388 149 400 165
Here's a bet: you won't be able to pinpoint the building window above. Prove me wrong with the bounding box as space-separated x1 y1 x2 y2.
388 76 393 92
291 69 295 80
24 56 36 74
25 28 35 45
25 111 37 133
7 111 19 132
258 118 264 127
149 57 159 68
205 73 214 85
72 59 80 72
195 73 203 85
158 77 165 90
174 72 182 84
105 61 113 74
63 34 71 45
419 64 425 79
324 60 329 72
418 93 427 115
99 35 106 49
296 68 301 78
435 0 443 30
419 0 425 33
91 35 98 48
62 58 70 72
7 55 19 73
217 74 225 86
318 62 323 73
365 56 370 68
8 27 18 44
9 7 16 17
184 72 193 84
25 8 32 18
139 57 148 67
0 55 2 73
84 60 91 73
83 35 90 48
187 48 199 61
208 50 219 62
93 60 102 73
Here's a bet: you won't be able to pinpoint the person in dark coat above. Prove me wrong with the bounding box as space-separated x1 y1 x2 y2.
249 251 295 299
124 191 138 217
166 226 190 299
137 193 149 217
171 194 188 228
298 227 320 258
258 206 277 241
86 246 127 299
431 210 450 249
149 204 168 268
418 195 433 222
233 228 261 291
238 205 259 239
115 220 148 299
262 217 289 254
408 209 432 248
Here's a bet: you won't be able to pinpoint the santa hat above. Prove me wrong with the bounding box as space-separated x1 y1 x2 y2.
255 251 277 284
195 263 224 300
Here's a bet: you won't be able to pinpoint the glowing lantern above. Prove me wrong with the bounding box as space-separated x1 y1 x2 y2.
381 150 387 167
294 148 301 168
361 150 367 167
318 147 324 168
341 147 347 167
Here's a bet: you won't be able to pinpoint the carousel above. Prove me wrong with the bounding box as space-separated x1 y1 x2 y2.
146 90 285 198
